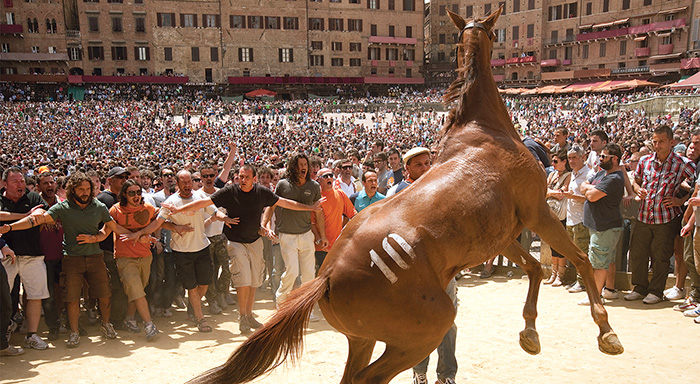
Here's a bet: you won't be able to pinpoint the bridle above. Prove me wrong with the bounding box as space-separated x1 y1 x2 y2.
454 21 495 62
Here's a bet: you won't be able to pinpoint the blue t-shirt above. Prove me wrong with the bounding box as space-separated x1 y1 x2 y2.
353 190 386 212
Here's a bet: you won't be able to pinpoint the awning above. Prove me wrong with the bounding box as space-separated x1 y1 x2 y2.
664 71 700 88
656 32 672 37
634 35 648 41
613 18 630 25
578 24 594 29
593 21 615 29
245 88 277 98
659 6 688 15
649 52 683 61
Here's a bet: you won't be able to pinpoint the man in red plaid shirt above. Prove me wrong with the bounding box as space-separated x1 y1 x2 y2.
625 125 696 304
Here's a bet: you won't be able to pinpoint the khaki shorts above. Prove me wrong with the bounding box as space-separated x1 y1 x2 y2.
2 256 50 300
61 253 111 302
228 238 265 288
116 255 152 302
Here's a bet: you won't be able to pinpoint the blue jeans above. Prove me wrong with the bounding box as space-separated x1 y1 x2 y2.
147 250 177 310
42 259 62 330
413 278 458 380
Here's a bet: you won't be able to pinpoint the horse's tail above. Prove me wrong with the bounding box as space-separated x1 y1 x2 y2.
186 274 329 384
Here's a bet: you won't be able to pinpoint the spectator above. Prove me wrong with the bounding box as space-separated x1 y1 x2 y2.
351 171 386 212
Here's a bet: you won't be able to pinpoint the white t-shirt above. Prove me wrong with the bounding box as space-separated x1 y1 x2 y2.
198 188 225 237
566 165 594 226
586 151 600 173
158 191 215 252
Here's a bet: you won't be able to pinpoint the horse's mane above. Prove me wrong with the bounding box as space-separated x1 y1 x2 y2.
440 24 484 137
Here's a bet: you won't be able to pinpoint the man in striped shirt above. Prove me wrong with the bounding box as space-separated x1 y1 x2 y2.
625 125 696 304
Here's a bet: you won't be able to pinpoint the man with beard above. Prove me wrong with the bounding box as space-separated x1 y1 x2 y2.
36 172 64 341
267 153 325 306
0 172 134 348
578 143 625 305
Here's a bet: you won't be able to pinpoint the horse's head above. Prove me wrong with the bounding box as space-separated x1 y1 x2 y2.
447 6 502 67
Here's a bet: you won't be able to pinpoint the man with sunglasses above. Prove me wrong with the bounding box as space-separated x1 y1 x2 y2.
373 152 392 195
151 167 181 316
334 159 359 197
313 168 356 271
96 167 130 329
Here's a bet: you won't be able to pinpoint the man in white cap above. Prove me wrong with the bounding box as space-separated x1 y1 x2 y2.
386 147 431 197
385 147 459 384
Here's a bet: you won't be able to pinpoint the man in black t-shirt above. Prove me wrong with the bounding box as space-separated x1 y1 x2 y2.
164 164 321 334
579 143 625 306
96 166 129 328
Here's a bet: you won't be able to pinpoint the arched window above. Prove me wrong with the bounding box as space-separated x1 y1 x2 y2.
51 19 57 33
27 18 33 33
33 19 39 33
46 18 51 33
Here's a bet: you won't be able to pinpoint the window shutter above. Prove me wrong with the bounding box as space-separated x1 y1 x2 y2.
171 13 175 27
216 15 220 27
180 14 185 27
238 48 242 62
289 49 293 62
157 13 162 27
111 46 116 60
146 47 150 60
250 49 253 62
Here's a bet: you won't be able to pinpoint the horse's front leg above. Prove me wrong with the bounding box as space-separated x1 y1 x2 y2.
501 240 543 355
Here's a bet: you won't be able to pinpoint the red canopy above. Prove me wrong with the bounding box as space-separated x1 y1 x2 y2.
245 88 277 97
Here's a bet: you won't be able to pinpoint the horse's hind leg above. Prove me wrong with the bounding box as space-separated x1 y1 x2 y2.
351 342 441 384
340 336 376 384
529 209 624 355
501 240 543 355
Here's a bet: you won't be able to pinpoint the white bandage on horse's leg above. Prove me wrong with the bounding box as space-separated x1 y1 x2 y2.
370 249 398 284
388 234 417 260
383 237 409 269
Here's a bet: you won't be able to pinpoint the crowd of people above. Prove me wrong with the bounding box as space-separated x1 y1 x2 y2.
2 83 700 384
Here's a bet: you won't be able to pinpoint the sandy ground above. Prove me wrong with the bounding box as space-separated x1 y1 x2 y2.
1 270 698 384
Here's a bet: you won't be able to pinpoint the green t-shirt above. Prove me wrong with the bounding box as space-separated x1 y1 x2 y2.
47 198 113 256
274 179 320 234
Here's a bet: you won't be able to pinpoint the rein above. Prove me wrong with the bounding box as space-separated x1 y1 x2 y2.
455 21 494 62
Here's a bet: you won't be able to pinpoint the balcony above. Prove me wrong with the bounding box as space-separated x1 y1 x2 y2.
490 58 506 67
577 27 629 42
520 56 536 63
368 36 417 45
611 66 650 75
493 74 505 82
658 44 674 55
635 47 651 57
650 62 681 74
0 24 23 34
541 71 576 81
562 59 572 65
506 56 537 65
682 58 700 70
628 18 686 35
66 30 80 38
540 59 561 67
506 57 520 64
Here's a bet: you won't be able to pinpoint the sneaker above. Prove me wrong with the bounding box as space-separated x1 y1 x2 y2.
25 334 48 350
674 298 698 312
215 294 227 309
162 308 172 317
246 315 263 329
174 296 187 309
47 327 60 341
683 307 700 317
663 286 685 300
567 282 586 293
602 288 619 300
86 307 98 324
413 372 428 384
695 315 700 324
239 316 251 334
309 313 320 322
5 319 17 342
144 322 159 341
223 292 236 306
0 345 25 357
123 318 140 333
578 296 605 306
437 379 457 384
642 293 663 304
208 300 223 315
624 291 645 301
66 332 80 348
101 322 117 339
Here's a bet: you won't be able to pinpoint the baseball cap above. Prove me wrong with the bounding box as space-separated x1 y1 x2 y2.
107 166 129 178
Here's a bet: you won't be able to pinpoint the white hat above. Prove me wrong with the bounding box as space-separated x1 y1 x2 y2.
402 147 430 164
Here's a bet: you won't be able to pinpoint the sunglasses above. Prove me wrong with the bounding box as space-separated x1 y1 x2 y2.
600 154 615 160
126 190 141 197
320 173 334 179
162 173 174 177
341 166 353 170
201 174 216 179
552 159 559 164
193 178 201 182
153 183 162 188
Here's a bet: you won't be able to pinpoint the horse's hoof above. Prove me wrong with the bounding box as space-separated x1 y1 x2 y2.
597 331 624 355
519 328 541 355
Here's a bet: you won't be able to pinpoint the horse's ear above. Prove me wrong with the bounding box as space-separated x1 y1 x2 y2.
447 9 466 31
482 5 503 30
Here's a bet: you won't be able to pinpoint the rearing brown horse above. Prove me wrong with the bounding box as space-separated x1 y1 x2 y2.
189 7 623 384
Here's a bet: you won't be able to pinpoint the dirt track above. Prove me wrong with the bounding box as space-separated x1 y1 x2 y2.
1 271 697 384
